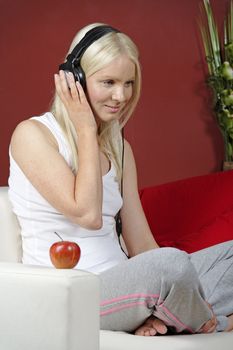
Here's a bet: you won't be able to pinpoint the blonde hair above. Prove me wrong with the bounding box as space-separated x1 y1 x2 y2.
50 23 141 183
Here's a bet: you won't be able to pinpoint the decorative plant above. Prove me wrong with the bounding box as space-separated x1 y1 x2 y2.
199 0 233 165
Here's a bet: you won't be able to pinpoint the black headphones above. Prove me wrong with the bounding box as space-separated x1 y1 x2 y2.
59 25 120 91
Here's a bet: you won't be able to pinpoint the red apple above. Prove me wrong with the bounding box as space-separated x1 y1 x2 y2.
50 232 81 269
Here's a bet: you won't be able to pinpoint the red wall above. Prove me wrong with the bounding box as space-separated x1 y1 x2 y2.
0 0 229 188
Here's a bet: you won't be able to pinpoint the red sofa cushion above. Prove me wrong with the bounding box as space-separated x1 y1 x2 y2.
139 170 233 253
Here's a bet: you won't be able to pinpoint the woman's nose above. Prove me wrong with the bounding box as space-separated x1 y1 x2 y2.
112 86 126 102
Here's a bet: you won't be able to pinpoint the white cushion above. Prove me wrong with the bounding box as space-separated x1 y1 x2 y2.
100 329 233 350
0 262 100 350
0 187 22 262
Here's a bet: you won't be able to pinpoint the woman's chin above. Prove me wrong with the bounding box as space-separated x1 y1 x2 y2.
95 113 121 124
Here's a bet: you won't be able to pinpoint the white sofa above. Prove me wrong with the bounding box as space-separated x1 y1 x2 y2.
0 186 232 350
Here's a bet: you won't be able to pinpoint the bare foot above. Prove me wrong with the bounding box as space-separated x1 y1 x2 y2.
134 316 168 336
225 314 233 332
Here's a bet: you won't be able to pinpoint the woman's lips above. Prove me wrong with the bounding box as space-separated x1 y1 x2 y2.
104 105 121 113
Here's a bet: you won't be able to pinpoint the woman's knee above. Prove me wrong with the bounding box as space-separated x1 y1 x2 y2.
148 247 196 283
148 247 188 266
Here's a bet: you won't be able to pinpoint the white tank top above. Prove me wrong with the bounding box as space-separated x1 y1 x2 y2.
8 112 127 274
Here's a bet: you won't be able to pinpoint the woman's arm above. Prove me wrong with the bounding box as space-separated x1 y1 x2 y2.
120 140 159 257
10 71 103 230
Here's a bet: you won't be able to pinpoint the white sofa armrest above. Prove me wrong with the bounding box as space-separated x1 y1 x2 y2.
0 263 100 350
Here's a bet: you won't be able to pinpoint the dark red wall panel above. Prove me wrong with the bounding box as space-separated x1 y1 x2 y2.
0 0 229 188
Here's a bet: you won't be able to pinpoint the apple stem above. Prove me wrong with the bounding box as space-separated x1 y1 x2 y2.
54 231 63 241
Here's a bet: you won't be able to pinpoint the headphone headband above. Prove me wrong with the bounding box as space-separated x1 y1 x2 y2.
69 25 120 63
59 25 120 90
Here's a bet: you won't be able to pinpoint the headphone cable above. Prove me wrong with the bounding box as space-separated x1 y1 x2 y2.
115 128 129 258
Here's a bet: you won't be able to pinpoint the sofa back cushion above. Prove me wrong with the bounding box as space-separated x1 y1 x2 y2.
140 170 233 253
0 187 22 262
1 170 233 261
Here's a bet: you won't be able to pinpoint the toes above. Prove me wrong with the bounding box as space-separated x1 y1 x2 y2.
134 317 168 336
135 327 147 336
135 326 157 336
152 318 168 334
144 327 157 336
134 328 143 336
149 328 157 336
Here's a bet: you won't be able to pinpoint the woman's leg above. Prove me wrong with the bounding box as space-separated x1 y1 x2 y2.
190 240 233 331
99 247 212 333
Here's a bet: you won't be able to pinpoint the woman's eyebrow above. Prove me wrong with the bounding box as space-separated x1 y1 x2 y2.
100 75 135 80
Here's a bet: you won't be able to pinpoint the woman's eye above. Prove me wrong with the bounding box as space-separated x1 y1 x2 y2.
125 80 134 87
103 80 114 86
101 79 134 87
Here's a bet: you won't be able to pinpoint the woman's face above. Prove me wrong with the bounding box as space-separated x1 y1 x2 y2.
86 55 135 124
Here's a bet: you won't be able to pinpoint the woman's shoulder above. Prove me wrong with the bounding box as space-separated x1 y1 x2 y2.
11 118 42 144
10 113 58 157
11 113 58 150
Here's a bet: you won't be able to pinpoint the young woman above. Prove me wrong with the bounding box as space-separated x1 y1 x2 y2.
8 23 233 336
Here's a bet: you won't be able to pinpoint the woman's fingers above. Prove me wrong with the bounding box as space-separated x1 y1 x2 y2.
64 72 88 105
75 80 87 104
199 302 217 333
57 70 71 98
54 70 97 131
55 71 87 103
54 71 80 104
54 73 66 102
66 72 80 100
199 317 217 333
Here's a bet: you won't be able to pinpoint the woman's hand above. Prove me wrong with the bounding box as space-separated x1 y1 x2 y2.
54 70 97 134
199 302 217 333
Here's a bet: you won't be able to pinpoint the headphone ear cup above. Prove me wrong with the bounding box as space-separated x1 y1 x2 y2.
73 66 86 90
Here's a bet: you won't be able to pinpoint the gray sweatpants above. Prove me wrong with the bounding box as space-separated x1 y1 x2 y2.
99 240 233 333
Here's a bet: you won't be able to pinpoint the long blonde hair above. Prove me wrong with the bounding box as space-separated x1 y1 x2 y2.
50 23 141 183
